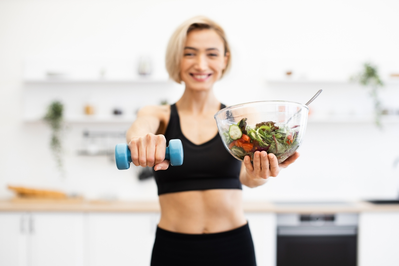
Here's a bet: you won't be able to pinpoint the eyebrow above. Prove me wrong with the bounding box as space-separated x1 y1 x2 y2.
184 46 220 52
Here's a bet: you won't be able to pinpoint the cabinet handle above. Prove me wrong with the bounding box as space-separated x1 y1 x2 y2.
29 215 34 234
20 214 26 234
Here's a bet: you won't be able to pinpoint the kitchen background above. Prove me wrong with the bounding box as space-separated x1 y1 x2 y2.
1 0 399 202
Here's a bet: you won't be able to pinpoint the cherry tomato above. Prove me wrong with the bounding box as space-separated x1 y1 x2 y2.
239 134 251 143
241 143 253 152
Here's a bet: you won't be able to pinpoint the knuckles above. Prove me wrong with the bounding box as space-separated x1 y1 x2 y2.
139 160 147 167
130 134 166 168
146 155 155 167
155 154 165 164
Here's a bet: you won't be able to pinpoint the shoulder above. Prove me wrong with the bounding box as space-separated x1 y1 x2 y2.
137 105 170 121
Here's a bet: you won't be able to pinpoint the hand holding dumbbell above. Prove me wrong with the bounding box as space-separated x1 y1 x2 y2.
115 139 184 170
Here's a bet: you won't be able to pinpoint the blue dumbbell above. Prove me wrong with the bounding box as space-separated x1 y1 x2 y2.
115 139 184 170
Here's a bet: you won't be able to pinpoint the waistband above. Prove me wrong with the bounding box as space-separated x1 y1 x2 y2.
155 222 250 241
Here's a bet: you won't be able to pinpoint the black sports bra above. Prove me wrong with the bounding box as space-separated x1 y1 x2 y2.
152 103 242 195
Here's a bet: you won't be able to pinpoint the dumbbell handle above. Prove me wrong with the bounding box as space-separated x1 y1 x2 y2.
115 139 183 170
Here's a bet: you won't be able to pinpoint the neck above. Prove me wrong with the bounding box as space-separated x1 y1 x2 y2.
176 87 220 115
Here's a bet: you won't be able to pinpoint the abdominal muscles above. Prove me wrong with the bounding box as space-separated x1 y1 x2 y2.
157 189 246 234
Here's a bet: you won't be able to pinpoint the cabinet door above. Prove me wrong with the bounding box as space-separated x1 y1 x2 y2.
359 212 399 266
0 212 29 266
29 213 85 266
246 213 276 266
88 213 159 266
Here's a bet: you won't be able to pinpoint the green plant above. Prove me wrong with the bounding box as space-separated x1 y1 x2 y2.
43 101 65 177
351 62 384 129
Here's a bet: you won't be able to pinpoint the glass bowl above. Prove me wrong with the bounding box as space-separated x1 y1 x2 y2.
214 100 309 163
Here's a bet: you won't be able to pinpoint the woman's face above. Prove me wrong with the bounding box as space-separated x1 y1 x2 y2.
180 29 228 91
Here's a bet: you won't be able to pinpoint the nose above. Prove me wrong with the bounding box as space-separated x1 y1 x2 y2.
194 54 208 71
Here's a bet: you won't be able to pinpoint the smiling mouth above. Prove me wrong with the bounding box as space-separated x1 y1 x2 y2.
190 73 212 81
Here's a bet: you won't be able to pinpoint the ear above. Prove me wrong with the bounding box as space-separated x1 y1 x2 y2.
223 52 230 69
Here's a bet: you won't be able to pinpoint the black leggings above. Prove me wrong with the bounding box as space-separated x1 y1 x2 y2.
150 222 257 266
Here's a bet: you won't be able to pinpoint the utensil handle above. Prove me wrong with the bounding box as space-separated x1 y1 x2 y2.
286 89 323 124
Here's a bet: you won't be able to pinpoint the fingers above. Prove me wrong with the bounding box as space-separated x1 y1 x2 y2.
253 151 261 173
261 152 269 178
128 134 168 169
139 137 147 167
245 152 279 179
259 152 269 179
243 155 253 172
268 153 280 177
154 136 166 165
145 134 156 167
129 140 140 166
244 151 300 183
246 151 269 179
154 160 170 171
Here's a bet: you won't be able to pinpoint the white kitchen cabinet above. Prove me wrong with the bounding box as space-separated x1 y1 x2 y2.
0 212 85 266
358 212 399 266
87 212 159 266
0 212 29 266
246 213 276 266
29 212 85 266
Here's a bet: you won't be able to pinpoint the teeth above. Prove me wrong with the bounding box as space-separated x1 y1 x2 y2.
193 75 208 79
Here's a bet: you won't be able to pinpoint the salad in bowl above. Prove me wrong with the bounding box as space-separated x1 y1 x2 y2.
214 101 309 163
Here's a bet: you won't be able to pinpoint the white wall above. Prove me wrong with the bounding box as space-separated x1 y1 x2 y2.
1 0 399 201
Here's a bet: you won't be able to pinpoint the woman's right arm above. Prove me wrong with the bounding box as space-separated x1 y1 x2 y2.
126 105 169 171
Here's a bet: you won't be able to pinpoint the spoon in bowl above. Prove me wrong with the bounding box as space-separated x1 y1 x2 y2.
286 89 323 124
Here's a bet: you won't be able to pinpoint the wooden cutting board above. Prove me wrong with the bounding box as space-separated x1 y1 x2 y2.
9 197 85 203
7 185 84 203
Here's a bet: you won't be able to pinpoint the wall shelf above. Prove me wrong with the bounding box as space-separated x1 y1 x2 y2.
24 116 136 125
266 79 399 87
308 116 399 124
24 116 399 125
24 78 172 85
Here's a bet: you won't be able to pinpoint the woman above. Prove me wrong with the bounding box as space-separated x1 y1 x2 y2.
126 16 299 266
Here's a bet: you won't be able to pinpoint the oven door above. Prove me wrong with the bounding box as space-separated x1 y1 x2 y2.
277 226 357 266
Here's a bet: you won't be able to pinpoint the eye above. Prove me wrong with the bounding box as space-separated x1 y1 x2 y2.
208 53 218 57
184 53 195 56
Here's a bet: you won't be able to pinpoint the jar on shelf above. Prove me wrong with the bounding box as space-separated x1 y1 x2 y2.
112 107 123 116
84 99 96 115
137 56 152 76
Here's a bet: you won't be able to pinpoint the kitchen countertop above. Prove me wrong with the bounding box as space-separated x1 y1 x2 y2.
1 199 399 213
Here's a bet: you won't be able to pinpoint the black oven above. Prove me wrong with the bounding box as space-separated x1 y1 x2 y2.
277 213 358 266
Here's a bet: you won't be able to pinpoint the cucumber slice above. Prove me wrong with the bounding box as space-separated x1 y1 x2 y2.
231 146 246 158
229 124 242 140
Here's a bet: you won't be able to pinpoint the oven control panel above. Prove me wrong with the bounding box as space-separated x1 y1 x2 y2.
277 213 358 226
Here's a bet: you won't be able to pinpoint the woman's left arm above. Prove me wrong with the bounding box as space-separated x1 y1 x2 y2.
239 151 300 188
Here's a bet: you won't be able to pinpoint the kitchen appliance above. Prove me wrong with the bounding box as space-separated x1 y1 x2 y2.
367 199 399 204
276 212 358 266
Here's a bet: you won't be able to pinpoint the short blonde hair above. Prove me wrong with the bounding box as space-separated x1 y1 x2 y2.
165 16 231 84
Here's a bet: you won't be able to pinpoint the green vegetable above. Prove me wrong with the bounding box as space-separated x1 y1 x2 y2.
229 124 242 140
222 131 233 144
231 146 246 157
226 118 300 163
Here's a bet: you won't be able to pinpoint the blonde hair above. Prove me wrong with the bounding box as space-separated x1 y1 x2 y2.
165 16 231 84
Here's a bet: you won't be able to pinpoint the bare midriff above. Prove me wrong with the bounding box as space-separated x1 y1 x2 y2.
157 189 246 234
